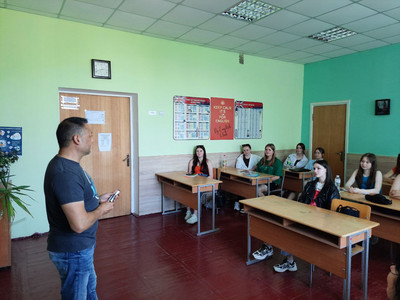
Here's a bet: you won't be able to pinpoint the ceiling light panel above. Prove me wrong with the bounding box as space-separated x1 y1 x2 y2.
221 0 281 22
308 27 357 42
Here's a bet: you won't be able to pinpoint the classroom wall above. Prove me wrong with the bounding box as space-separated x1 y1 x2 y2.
302 43 400 156
0 9 304 238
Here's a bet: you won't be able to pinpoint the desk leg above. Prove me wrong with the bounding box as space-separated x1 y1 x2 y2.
197 189 201 236
161 183 181 215
344 236 351 300
245 215 261 266
196 185 220 236
362 229 370 300
267 178 270 196
256 178 259 197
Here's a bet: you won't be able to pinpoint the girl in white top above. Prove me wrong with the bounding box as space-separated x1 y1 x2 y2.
234 144 261 211
235 144 261 170
344 153 382 195
283 143 308 169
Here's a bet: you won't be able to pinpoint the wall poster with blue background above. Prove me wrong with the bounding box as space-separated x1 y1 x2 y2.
0 127 22 155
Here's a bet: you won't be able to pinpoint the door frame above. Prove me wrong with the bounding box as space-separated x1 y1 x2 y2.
58 87 139 215
309 100 350 180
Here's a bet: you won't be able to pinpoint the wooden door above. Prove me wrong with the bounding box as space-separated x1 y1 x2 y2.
59 93 131 218
312 104 346 181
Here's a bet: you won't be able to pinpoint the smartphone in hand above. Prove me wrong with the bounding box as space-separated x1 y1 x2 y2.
108 190 120 202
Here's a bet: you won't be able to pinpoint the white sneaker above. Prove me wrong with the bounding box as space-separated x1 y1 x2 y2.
234 202 240 211
273 259 297 272
184 210 192 220
186 214 198 224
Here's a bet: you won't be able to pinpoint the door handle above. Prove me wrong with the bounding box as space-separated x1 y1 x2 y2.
123 154 130 167
336 151 344 162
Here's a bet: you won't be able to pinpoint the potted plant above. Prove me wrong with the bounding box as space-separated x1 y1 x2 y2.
0 150 34 268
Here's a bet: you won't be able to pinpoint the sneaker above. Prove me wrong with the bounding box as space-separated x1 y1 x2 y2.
252 244 273 260
240 208 245 214
184 210 192 220
234 202 240 211
273 259 297 272
186 214 198 224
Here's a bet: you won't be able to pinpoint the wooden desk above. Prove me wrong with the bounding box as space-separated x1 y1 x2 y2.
218 167 274 198
156 171 222 236
240 196 379 300
341 191 400 243
282 169 313 193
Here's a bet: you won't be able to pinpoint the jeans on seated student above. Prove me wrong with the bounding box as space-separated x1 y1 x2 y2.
253 160 339 273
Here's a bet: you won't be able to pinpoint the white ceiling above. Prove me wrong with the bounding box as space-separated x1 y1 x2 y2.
2 0 400 64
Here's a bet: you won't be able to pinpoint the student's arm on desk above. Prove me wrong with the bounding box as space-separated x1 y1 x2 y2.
389 175 400 199
384 169 394 180
345 170 383 195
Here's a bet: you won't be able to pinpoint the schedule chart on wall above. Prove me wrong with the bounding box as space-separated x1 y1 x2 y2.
234 101 263 139
173 96 210 140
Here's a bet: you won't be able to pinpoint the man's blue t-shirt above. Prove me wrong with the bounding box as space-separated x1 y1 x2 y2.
44 155 99 252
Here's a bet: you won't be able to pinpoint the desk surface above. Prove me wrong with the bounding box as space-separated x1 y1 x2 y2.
156 171 221 189
240 196 378 239
341 191 400 212
219 167 273 179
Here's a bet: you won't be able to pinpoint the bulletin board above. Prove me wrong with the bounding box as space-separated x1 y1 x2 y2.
234 101 263 139
173 96 210 140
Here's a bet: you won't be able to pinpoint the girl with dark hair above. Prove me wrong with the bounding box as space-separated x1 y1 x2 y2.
270 160 340 273
345 153 382 195
283 142 308 169
387 254 400 300
384 154 400 183
304 147 325 171
185 145 213 224
254 160 339 270
255 143 283 197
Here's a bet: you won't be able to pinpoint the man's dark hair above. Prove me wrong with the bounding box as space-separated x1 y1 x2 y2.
56 117 88 148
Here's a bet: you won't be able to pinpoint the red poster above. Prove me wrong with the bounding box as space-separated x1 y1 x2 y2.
210 97 235 140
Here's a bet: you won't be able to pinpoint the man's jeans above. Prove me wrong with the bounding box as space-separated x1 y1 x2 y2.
49 243 98 300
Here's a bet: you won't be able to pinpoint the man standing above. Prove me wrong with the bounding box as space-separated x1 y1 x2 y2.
44 117 118 300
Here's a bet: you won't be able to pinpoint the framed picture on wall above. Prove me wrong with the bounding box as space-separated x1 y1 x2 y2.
375 99 390 115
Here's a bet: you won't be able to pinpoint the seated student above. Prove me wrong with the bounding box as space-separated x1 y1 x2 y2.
389 174 400 199
234 144 261 210
384 154 400 183
304 147 325 171
255 143 283 197
345 153 382 195
253 160 339 271
387 254 400 300
185 145 213 224
283 142 308 169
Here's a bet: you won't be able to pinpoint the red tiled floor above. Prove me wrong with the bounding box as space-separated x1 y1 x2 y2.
0 200 393 299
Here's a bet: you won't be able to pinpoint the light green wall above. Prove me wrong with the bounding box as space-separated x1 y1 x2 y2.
302 44 400 156
0 9 304 238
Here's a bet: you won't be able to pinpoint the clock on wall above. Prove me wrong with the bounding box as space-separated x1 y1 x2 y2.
91 59 111 79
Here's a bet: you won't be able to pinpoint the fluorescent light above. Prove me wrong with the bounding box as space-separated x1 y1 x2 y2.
222 0 281 22
308 27 357 42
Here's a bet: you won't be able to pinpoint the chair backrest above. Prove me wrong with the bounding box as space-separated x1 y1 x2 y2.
331 198 371 220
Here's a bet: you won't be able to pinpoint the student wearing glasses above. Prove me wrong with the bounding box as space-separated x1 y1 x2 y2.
185 145 213 224
234 144 261 211
304 147 325 171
